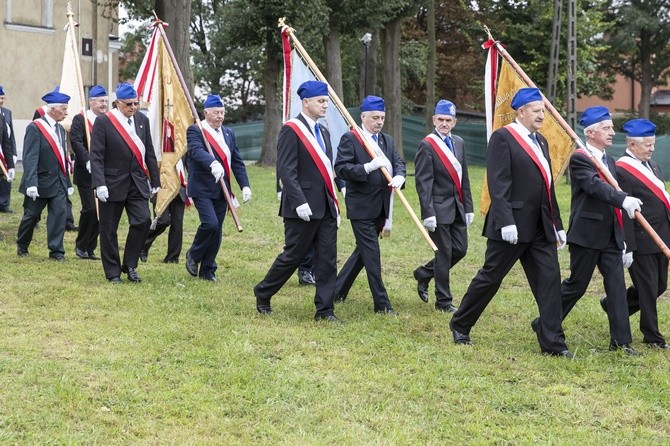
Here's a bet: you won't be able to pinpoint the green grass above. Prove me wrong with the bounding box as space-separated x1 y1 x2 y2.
1 165 669 445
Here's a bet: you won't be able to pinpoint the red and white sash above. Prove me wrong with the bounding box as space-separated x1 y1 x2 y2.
201 123 240 207
33 119 67 176
285 118 340 218
107 109 148 176
505 124 553 211
423 133 463 202
616 156 670 212
574 148 623 228
85 109 97 135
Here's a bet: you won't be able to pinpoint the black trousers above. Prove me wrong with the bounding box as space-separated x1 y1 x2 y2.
0 177 11 210
335 214 393 312
16 188 68 256
144 196 185 263
98 183 151 279
623 252 667 343
414 219 468 308
561 241 632 345
255 216 337 317
451 230 567 354
75 186 99 254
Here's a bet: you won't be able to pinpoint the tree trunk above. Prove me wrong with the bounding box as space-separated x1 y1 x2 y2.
257 31 282 166
638 33 652 118
381 18 403 158
155 0 194 94
324 20 344 99
425 0 436 134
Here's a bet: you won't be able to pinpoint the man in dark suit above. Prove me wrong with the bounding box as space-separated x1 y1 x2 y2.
413 99 474 312
90 82 160 283
558 106 642 355
254 81 340 321
449 88 572 357
184 94 251 281
0 85 17 213
334 95 406 314
606 118 669 349
70 85 108 260
16 88 72 260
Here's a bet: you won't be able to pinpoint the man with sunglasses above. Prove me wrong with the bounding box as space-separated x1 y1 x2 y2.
90 82 161 283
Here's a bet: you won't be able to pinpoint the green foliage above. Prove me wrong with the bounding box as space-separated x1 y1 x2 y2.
2 166 670 443
613 111 670 135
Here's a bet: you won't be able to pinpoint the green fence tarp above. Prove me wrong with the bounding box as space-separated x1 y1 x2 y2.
230 116 670 180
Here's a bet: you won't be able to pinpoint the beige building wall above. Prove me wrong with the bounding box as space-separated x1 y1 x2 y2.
1 0 120 156
577 74 641 114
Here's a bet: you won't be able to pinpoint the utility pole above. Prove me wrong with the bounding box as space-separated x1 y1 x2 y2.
567 0 577 130
547 0 563 102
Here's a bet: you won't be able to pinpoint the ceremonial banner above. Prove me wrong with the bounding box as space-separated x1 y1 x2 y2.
480 58 573 214
59 7 86 131
281 27 348 156
134 27 193 219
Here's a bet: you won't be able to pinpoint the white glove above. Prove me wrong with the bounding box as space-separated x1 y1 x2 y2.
623 251 633 268
96 186 109 202
622 196 642 219
341 187 346 197
210 161 225 183
67 187 74 196
381 218 392 237
13 155 18 165
364 155 388 173
465 213 474 227
501 224 518 244
242 186 252 203
423 216 437 232
296 203 312 221
26 186 39 201
557 230 567 250
389 175 405 189
6 168 15 182
277 191 282 201
86 161 91 173
151 186 160 195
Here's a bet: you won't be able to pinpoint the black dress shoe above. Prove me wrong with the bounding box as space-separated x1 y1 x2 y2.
436 303 458 313
49 253 66 261
185 250 198 277
599 296 608 314
201 275 218 282
163 258 179 264
413 270 430 303
140 250 148 262
65 224 79 232
88 252 100 260
17 246 29 257
449 320 472 345
545 350 575 359
644 341 670 349
609 342 641 356
530 317 539 333
298 270 316 285
108 276 122 284
121 265 142 283
315 314 340 322
75 248 89 259
375 307 396 315
0 207 14 213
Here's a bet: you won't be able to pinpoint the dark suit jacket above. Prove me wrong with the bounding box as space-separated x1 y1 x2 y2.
90 111 160 201
277 114 339 220
335 130 405 220
616 155 670 254
566 150 627 250
70 112 93 187
18 118 69 197
415 130 473 224
0 113 12 170
484 126 563 243
1 107 16 157
186 124 250 199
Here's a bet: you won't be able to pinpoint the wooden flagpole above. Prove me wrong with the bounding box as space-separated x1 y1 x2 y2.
486 29 670 259
151 13 243 232
281 19 438 252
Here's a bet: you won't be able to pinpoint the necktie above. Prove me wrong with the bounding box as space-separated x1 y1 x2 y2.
128 118 132 126
314 123 326 152
445 135 454 153
529 133 539 146
644 161 652 171
372 133 378 143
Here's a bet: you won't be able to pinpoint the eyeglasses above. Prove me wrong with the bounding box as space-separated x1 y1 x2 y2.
121 101 140 107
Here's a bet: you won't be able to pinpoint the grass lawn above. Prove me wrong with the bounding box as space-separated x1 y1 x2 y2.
1 164 669 445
